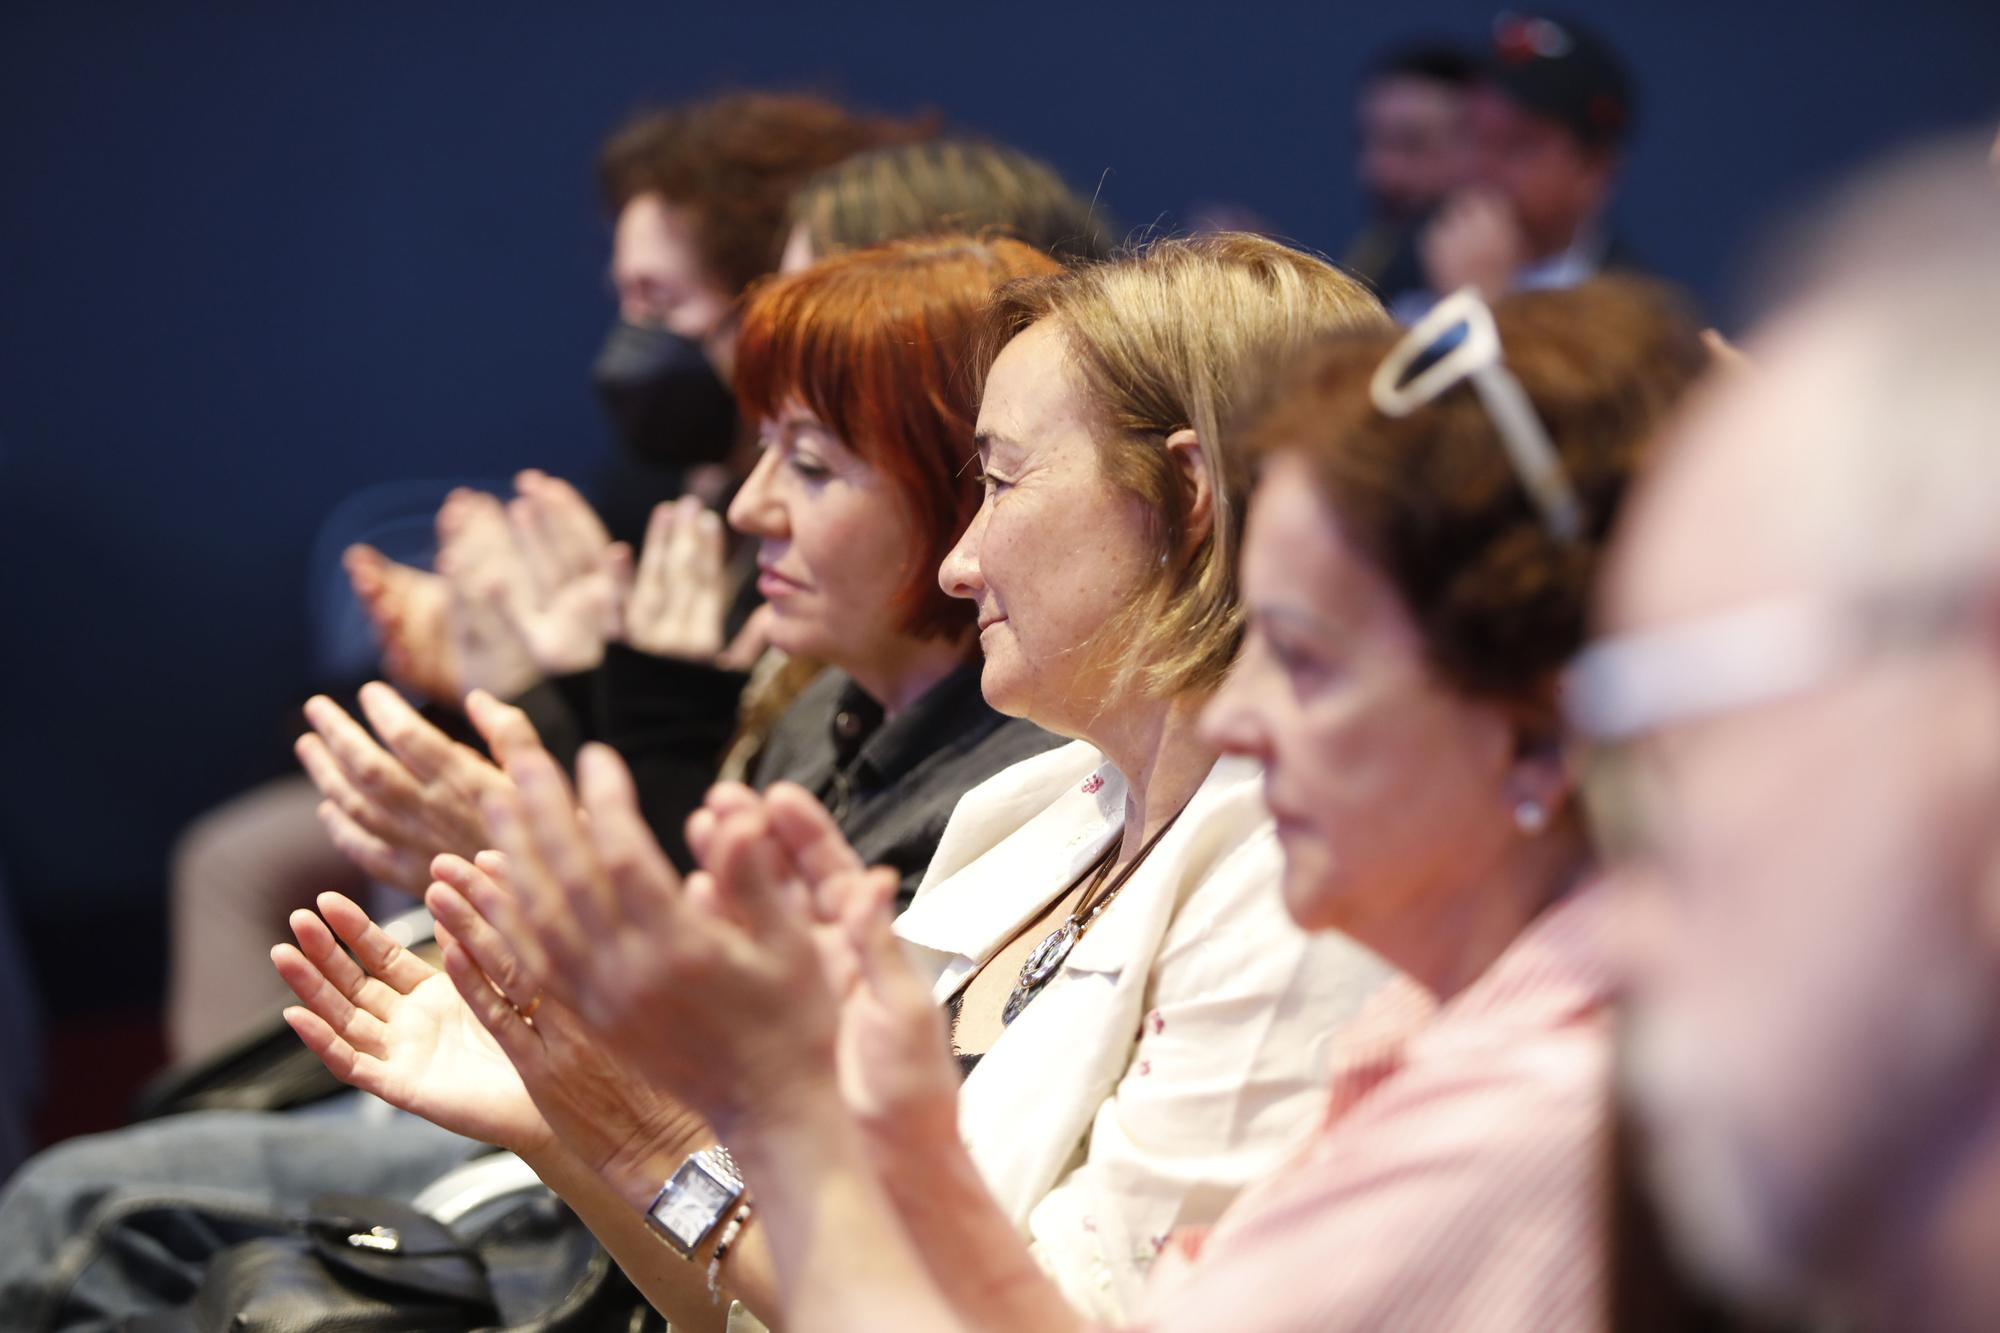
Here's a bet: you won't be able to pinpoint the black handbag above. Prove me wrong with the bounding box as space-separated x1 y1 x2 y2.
117 1194 496 1333
107 1189 664 1333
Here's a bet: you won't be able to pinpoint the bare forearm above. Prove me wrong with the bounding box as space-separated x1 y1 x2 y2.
869 1107 1087 1333
529 1085 1073 1333
526 1141 773 1333
728 1089 979 1333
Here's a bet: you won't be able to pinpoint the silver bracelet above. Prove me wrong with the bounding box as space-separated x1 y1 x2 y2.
706 1201 755 1301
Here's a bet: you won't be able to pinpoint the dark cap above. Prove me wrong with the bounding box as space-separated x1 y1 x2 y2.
1486 12 1635 150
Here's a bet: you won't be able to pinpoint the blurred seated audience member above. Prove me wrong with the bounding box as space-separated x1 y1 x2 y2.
1399 12 1637 319
304 273 1705 1332
162 91 920 1063
586 92 931 532
781 137 1115 272
357 91 935 706
1582 140 2000 1333
1339 40 1477 298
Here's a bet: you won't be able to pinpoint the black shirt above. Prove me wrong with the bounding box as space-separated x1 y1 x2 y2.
751 662 1063 909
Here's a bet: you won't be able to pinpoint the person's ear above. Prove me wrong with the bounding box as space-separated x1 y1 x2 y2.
1164 428 1214 554
1503 709 1577 835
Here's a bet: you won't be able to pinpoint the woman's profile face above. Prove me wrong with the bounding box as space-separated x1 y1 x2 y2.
941 321 1158 733
726 406 917 678
1201 452 1522 934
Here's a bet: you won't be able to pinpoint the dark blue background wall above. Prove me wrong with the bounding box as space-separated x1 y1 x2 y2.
3 0 1997 1018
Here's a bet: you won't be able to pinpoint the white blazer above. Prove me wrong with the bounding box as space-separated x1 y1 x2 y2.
895 741 1393 1320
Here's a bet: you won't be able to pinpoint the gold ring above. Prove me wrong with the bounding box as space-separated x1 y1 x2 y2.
517 994 542 1021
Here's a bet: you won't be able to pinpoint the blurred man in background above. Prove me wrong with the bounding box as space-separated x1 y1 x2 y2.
1574 141 2000 1332
1400 11 1638 317
1340 40 1476 299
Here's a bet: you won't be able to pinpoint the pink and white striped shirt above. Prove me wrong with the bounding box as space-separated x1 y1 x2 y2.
1127 881 1617 1332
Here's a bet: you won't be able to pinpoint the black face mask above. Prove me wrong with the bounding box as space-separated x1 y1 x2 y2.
591 322 738 467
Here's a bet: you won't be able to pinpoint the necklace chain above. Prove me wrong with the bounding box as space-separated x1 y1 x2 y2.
1001 804 1188 1027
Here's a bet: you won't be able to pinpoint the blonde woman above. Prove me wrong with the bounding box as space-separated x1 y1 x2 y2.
279 236 1396 1326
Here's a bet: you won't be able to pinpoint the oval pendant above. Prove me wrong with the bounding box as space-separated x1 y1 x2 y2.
1003 920 1078 1026
1001 978 1043 1027
1019 920 1078 988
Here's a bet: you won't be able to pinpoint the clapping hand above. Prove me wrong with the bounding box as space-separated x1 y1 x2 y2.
458 733 851 1136
464 722 958 1142
618 495 733 662
345 544 462 704
434 489 543 700
272 889 553 1156
275 878 705 1180
341 484 553 705
294 683 543 896
497 471 626 676
722 786 961 1141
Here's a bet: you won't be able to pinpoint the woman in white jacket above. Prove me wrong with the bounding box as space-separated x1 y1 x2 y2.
879 236 1394 1316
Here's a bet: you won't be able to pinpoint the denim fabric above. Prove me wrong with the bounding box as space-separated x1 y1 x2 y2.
0 1095 479 1332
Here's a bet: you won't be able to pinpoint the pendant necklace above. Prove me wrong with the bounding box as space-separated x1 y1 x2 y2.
1001 802 1189 1026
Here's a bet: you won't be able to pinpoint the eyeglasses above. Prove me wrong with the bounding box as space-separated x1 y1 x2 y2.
1370 287 1585 543
1563 577 1987 859
1565 579 1985 745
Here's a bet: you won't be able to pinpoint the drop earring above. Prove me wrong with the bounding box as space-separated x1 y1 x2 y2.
1513 798 1548 835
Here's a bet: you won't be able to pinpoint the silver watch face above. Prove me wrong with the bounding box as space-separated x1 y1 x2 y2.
649 1159 737 1252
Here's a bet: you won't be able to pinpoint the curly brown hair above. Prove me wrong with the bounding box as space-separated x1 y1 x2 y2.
596 93 932 295
1242 276 1708 708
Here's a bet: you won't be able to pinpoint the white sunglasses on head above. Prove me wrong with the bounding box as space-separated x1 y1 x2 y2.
1370 287 1585 543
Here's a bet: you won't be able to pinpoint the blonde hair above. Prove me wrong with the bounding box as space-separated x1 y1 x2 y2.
974 233 1391 700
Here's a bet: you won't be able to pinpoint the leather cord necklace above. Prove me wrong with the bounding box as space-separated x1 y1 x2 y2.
1001 802 1189 1026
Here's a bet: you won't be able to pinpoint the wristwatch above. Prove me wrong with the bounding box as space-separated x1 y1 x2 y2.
643 1146 745 1257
